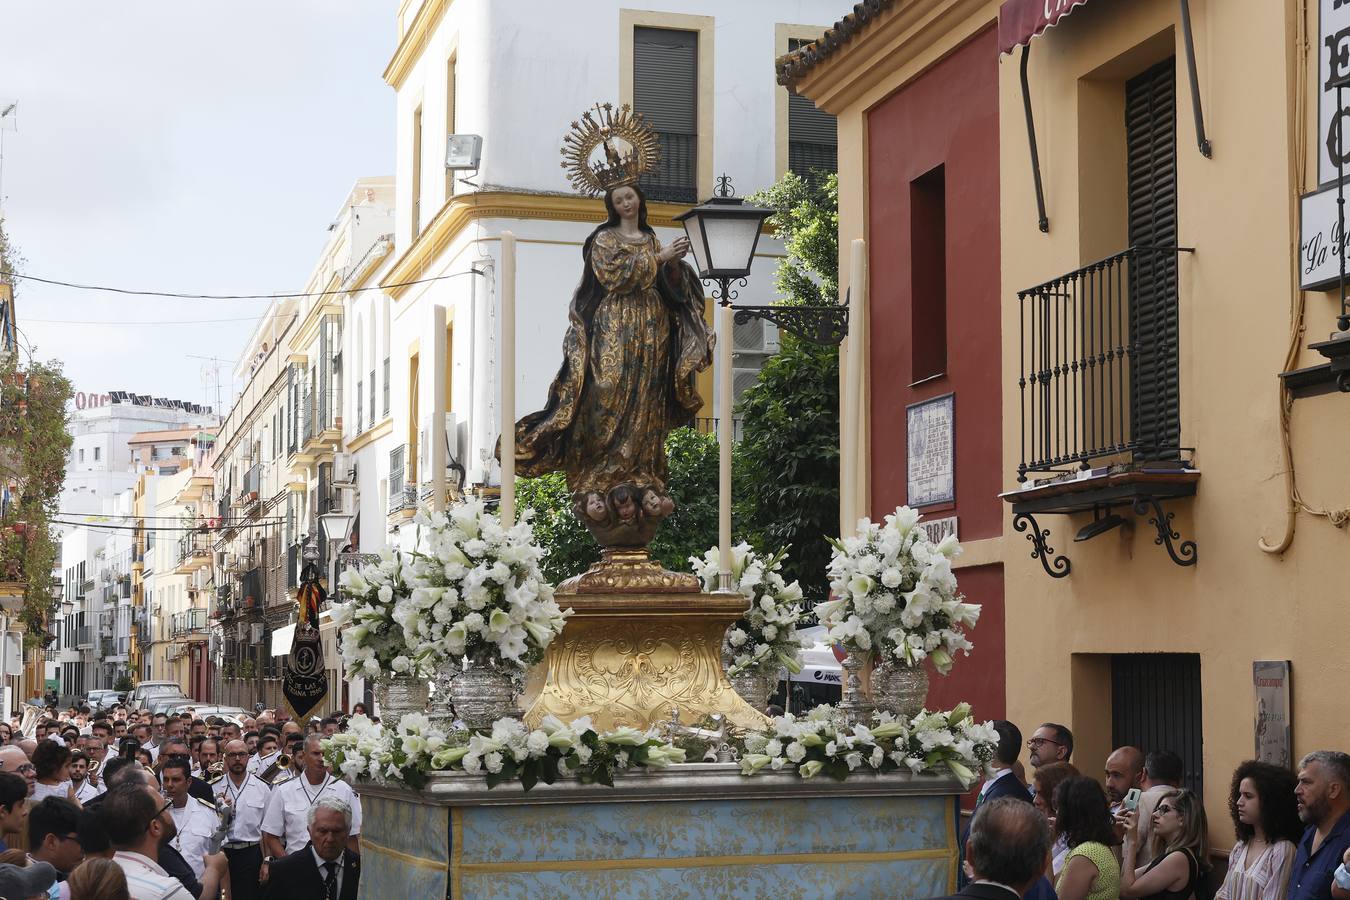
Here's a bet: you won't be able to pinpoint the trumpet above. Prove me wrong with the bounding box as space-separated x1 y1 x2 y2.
276 754 290 770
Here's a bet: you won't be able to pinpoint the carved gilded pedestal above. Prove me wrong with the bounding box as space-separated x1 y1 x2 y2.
524 587 770 733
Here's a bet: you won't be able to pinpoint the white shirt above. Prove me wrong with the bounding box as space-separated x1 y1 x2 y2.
246 750 278 778
311 846 346 897
261 773 362 854
978 767 1015 801
73 778 104 804
168 795 219 880
31 780 72 803
113 850 194 900
213 773 271 844
971 881 1020 898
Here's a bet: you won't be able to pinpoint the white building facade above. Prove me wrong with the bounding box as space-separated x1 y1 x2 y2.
348 0 840 563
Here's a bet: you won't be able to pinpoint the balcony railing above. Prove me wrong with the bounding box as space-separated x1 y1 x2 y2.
388 444 417 515
1014 246 1192 482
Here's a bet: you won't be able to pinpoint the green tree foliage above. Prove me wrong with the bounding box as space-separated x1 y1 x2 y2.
749 171 839 309
647 427 720 574
514 471 599 587
732 171 842 604
0 215 74 648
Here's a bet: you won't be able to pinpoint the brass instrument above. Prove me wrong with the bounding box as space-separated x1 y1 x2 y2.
87 759 101 776
275 753 290 770
207 761 224 779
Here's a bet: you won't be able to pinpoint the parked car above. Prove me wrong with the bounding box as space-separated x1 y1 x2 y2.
127 681 184 711
164 703 248 722
143 694 190 716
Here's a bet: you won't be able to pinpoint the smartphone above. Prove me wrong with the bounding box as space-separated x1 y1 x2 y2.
1122 787 1142 811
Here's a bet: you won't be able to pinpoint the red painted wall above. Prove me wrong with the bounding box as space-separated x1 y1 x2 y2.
865 26 1005 724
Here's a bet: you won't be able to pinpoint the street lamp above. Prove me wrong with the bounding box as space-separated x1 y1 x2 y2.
675 174 849 346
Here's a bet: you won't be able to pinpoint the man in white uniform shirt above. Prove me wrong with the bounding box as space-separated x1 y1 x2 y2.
215 739 271 900
247 732 281 779
160 757 218 882
261 735 360 859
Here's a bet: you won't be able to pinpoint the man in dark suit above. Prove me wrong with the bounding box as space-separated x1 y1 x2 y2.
979 721 1034 805
929 797 1053 899
262 796 359 900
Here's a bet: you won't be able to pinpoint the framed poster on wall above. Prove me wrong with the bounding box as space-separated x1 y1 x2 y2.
1253 660 1292 768
906 393 955 507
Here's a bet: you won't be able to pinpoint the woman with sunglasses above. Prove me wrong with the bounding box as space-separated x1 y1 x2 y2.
1120 787 1210 898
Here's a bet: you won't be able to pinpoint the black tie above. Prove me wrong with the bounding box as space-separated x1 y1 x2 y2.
323 860 338 900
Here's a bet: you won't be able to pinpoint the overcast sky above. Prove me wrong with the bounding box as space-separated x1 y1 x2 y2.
0 2 393 412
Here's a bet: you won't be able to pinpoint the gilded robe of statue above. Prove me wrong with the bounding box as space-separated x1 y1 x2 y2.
514 227 713 509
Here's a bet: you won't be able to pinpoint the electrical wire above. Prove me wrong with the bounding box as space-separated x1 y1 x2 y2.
26 315 265 327
51 519 280 533
0 268 484 302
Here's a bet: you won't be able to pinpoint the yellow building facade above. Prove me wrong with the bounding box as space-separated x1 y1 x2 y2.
789 0 1349 850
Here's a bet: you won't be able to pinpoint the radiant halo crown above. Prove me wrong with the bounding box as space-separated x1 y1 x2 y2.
560 102 660 196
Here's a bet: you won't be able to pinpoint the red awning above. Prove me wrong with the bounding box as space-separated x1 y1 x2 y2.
999 0 1093 54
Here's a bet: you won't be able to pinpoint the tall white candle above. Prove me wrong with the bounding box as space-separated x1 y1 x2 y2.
431 304 447 513
500 231 517 527
850 238 867 534
842 238 867 538
718 303 733 590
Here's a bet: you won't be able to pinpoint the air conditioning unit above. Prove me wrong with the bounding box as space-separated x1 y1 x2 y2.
332 452 356 488
732 317 779 354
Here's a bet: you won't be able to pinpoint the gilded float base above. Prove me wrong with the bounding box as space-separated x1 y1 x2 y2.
524 590 771 732
556 548 700 594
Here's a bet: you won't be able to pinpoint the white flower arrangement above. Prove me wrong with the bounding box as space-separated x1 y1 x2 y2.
406 500 570 669
739 702 998 787
333 499 571 678
330 548 424 680
691 542 812 677
814 506 980 675
322 713 686 791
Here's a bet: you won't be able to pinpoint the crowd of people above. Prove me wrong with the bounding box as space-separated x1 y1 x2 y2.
0 699 370 900
936 721 1350 900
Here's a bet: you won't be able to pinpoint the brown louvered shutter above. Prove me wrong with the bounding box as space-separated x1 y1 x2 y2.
1125 58 1180 461
634 27 698 203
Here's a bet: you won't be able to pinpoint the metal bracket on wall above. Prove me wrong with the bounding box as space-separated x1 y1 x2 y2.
1178 0 1213 159
732 303 849 346
1131 496 1198 567
1019 44 1050 233
1012 511 1071 578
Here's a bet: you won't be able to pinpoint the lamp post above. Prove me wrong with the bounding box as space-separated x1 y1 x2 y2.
675 175 850 346
318 506 357 591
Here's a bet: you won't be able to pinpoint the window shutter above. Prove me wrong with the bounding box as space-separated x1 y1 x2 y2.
787 39 837 179
1125 59 1180 461
634 27 697 202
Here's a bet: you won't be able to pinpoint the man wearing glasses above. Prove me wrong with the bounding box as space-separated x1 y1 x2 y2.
1027 723 1074 772
27 796 83 882
104 781 195 900
214 740 271 900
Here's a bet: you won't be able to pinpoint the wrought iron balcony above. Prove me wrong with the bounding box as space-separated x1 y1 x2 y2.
1005 246 1199 577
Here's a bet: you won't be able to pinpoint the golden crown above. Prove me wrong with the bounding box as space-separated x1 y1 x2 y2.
560 102 660 197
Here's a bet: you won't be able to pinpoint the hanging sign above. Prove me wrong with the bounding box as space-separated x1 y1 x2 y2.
1320 0 1350 185
1299 183 1350 292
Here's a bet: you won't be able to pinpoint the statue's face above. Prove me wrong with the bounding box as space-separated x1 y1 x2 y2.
611 186 640 221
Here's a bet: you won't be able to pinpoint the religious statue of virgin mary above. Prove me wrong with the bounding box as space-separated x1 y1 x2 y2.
512 103 714 555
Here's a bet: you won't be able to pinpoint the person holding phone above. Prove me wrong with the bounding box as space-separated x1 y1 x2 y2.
1120 788 1210 899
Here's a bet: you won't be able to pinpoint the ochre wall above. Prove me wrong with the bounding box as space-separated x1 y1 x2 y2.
996 0 1350 848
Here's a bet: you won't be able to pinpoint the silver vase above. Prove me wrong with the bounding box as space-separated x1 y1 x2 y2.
373 674 429 732
727 670 772 713
838 647 875 727
427 661 458 730
449 658 519 731
872 657 930 720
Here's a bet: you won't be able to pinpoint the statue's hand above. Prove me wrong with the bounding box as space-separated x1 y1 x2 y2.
659 237 690 263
